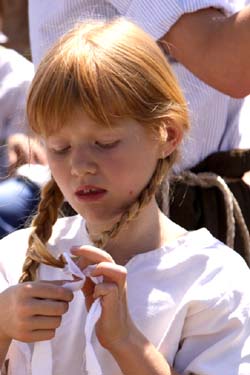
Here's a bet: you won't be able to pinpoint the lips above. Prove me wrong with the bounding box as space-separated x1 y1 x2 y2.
75 185 107 201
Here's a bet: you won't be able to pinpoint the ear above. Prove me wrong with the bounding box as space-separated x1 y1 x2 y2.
158 120 183 159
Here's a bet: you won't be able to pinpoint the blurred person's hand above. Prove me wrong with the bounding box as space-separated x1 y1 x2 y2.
7 133 47 175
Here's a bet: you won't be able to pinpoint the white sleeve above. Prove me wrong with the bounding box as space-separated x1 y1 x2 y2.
112 0 236 39
174 251 250 375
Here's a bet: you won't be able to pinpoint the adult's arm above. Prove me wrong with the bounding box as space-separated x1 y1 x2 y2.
161 6 250 98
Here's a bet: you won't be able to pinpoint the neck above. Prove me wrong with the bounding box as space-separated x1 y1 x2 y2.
87 199 185 265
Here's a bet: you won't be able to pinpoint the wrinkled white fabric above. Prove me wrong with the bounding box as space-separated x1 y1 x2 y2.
32 253 103 375
1 215 250 374
3 341 32 375
31 341 52 375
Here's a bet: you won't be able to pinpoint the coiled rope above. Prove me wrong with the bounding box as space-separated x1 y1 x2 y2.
170 171 250 266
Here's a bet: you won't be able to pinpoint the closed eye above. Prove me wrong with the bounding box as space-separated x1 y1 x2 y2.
50 145 71 154
95 140 120 149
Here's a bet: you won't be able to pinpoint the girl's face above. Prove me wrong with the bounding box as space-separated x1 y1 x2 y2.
45 111 170 231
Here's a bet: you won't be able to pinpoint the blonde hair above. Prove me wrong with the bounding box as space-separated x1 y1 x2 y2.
20 18 189 282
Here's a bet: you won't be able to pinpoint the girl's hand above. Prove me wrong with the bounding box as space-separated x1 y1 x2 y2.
71 246 135 350
0 281 73 343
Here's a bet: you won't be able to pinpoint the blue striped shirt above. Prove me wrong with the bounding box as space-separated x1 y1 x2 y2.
28 0 250 172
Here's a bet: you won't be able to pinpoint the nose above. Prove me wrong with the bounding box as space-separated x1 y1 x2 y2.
70 146 97 176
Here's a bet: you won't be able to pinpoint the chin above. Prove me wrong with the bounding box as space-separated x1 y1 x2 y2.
71 198 130 222
83 209 125 229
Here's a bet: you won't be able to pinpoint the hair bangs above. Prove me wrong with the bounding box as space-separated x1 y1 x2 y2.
28 64 159 139
27 19 189 138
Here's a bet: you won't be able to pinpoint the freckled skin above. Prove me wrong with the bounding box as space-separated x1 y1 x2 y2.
46 111 164 228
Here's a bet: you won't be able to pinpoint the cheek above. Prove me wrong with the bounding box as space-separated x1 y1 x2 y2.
46 152 57 170
128 190 136 197
47 157 68 184
106 151 157 192
47 159 58 178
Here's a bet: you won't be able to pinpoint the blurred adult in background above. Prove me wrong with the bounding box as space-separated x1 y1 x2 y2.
164 1 250 98
0 3 48 238
28 0 250 171
28 0 250 259
0 45 34 176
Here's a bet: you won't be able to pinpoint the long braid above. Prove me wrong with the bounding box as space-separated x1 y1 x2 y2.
19 178 65 283
92 158 169 248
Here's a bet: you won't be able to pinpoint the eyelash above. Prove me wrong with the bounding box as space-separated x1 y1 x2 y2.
50 140 119 154
50 146 71 155
95 140 120 149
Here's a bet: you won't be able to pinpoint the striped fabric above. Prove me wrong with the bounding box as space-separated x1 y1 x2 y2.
0 47 34 176
28 0 250 172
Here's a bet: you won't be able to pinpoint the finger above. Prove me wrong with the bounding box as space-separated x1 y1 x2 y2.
31 299 70 316
41 280 75 286
71 245 114 269
26 329 57 342
28 315 62 331
91 262 127 292
93 282 119 301
21 282 73 302
93 282 128 317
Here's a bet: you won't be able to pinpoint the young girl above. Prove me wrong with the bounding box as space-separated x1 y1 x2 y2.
0 18 250 375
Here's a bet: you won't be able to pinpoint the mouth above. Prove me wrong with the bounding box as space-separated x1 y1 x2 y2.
75 185 107 201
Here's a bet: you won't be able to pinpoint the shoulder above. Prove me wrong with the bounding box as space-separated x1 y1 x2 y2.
165 229 250 329
170 229 250 314
154 228 250 305
173 228 249 278
132 227 248 279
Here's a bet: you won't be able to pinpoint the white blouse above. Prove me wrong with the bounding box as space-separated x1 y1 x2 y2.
1 215 250 374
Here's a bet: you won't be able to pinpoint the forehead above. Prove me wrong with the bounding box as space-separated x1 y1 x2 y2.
45 110 147 138
45 111 158 148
